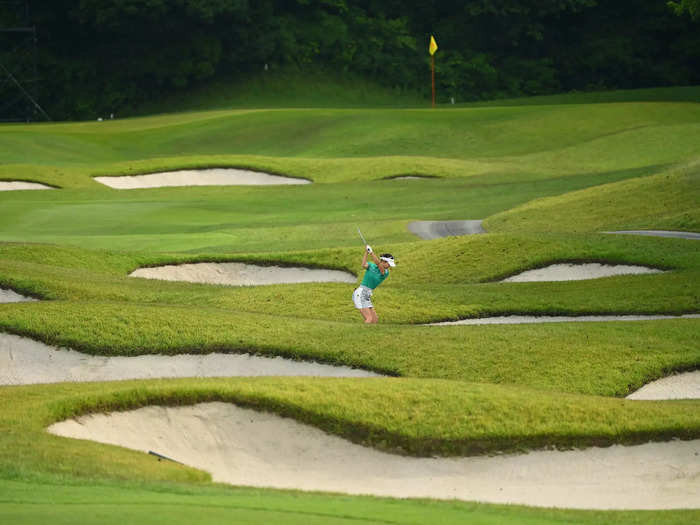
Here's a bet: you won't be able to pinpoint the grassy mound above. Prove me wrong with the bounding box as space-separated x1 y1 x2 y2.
485 160 700 233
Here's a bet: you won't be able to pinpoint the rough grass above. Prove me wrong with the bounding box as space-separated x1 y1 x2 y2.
1 233 697 324
1 300 698 396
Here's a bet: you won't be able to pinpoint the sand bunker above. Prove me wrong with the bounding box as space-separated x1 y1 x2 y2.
408 220 485 239
627 370 700 400
0 288 37 303
130 262 356 286
94 168 310 189
502 263 663 282
0 333 379 385
605 230 700 240
48 402 700 510
431 313 700 325
0 181 53 191
390 175 435 180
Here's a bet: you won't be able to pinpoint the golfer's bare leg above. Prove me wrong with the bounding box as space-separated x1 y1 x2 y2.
364 308 378 324
360 308 375 323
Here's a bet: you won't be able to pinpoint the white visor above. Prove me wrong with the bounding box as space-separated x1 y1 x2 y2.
380 256 396 267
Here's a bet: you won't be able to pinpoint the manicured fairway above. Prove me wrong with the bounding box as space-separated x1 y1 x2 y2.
4 479 698 525
0 87 698 523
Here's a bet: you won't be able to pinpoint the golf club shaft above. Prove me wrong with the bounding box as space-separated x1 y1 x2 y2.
357 227 368 246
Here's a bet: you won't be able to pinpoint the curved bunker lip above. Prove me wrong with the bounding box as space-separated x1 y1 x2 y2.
408 220 485 239
48 402 700 510
501 263 663 282
604 230 700 241
0 333 381 385
129 262 356 286
94 168 311 189
626 370 700 400
0 181 54 191
384 175 440 181
430 313 700 326
0 288 38 303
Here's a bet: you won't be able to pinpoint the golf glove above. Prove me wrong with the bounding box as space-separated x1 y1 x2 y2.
366 245 373 254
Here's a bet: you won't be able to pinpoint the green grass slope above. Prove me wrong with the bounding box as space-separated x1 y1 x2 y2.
0 86 699 523
2 100 699 185
485 159 700 233
2 99 699 252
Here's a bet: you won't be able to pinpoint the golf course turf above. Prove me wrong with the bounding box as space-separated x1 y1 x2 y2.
0 83 698 523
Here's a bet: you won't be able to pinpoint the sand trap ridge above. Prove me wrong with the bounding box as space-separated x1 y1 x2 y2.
605 230 700 240
390 175 436 180
94 168 310 189
0 288 37 303
627 370 700 400
408 220 485 239
0 181 53 191
48 402 700 509
431 313 700 325
0 333 379 385
130 262 356 286
502 263 663 282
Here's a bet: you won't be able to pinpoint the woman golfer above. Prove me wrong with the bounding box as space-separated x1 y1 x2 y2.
352 245 395 324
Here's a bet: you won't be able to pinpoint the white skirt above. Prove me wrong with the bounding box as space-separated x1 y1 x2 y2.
352 285 373 309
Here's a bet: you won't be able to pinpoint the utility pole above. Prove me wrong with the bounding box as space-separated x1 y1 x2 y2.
0 0 50 121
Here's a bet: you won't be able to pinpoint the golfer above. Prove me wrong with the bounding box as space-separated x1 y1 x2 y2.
352 245 395 324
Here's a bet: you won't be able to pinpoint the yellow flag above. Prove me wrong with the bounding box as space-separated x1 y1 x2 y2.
429 35 438 56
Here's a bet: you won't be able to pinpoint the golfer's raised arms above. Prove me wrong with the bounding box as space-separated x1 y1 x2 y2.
353 246 396 324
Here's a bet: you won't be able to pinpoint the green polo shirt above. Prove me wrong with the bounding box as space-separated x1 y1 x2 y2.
361 262 389 289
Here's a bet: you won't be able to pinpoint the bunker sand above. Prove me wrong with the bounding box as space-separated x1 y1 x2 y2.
130 262 356 286
49 402 700 510
0 181 53 191
0 288 37 303
94 168 310 189
502 263 663 282
0 333 379 385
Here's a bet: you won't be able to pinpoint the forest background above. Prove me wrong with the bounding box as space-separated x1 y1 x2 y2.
1 0 699 120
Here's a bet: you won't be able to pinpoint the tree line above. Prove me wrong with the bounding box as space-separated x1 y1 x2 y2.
1 0 698 120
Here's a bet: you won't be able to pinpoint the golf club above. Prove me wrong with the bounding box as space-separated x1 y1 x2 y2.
357 227 368 246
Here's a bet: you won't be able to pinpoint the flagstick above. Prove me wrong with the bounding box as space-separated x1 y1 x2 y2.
431 54 435 108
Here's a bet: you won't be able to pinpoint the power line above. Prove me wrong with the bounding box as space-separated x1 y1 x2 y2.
0 0 48 121
0 60 50 120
